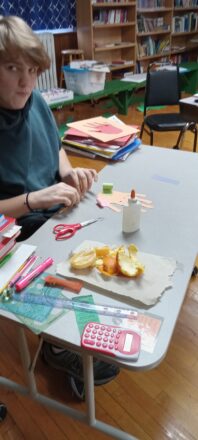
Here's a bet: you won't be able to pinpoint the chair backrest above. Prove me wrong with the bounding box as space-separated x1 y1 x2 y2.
35 32 58 90
144 64 180 115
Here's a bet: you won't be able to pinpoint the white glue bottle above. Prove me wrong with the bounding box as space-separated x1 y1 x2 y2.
122 189 141 233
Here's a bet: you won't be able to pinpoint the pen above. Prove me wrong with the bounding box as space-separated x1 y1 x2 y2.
9 255 38 287
15 257 54 292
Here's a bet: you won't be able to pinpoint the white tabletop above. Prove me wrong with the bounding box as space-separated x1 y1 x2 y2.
2 145 198 371
179 96 198 107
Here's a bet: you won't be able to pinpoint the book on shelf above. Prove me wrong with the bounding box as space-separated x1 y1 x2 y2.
93 8 128 25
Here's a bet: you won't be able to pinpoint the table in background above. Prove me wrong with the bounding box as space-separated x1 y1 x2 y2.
49 79 145 115
1 145 198 440
180 95 198 122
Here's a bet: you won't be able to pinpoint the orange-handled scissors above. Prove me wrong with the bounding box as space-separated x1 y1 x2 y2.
53 217 103 240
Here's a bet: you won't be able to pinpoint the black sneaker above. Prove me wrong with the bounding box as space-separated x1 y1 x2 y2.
41 342 120 386
69 376 85 401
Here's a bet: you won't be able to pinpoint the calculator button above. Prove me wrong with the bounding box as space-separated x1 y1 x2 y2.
91 335 96 339
86 328 91 333
84 339 95 345
99 331 103 335
106 327 111 332
102 343 107 348
93 330 97 334
109 344 114 349
101 326 105 330
105 332 109 336
88 324 93 328
109 339 114 344
85 333 90 338
97 336 102 341
103 337 108 342
95 325 99 329
116 334 120 339
113 328 116 333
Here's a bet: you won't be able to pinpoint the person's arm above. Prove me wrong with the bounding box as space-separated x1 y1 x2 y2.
0 183 81 218
0 194 31 218
59 148 98 195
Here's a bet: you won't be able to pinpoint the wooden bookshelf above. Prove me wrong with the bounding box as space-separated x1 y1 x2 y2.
136 0 198 70
76 0 137 76
76 0 198 74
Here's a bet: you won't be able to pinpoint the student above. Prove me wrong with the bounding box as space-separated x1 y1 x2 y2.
0 15 119 399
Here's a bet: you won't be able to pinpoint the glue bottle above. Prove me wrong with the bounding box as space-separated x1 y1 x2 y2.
122 189 141 233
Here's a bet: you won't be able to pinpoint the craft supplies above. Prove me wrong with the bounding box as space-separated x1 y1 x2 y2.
122 189 141 233
44 275 83 293
15 257 54 292
102 183 113 194
53 217 103 240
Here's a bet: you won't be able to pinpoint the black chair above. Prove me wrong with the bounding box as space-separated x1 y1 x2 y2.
140 64 197 152
0 402 7 421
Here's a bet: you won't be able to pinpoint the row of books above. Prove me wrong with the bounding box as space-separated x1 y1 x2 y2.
137 36 170 57
92 0 128 3
172 13 198 33
137 0 165 9
174 0 198 6
62 115 141 161
137 15 170 33
93 9 128 25
0 215 21 263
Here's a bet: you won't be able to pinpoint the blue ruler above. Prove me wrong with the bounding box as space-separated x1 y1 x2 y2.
5 292 138 319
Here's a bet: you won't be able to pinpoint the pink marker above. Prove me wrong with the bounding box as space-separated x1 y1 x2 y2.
15 257 54 292
9 255 38 287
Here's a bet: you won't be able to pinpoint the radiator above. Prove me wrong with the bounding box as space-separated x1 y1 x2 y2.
36 32 58 90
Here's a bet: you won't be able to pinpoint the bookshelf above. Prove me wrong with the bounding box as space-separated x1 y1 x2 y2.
76 0 137 76
76 0 198 74
136 0 198 71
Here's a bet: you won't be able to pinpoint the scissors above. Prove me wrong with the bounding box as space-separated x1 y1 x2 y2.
53 217 103 240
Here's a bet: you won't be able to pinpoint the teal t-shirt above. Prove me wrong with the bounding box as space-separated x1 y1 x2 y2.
0 90 61 201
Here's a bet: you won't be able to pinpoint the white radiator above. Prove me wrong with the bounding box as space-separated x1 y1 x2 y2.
36 32 58 90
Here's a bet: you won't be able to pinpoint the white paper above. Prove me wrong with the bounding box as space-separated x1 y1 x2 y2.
56 241 176 307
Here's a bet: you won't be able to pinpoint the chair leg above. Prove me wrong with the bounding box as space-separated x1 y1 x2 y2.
193 125 197 153
140 122 144 139
150 131 153 146
175 123 191 149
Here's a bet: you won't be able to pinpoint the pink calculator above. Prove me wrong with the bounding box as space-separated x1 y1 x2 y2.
81 322 141 361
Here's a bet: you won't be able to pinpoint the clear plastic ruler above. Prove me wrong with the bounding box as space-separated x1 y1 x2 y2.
10 293 138 319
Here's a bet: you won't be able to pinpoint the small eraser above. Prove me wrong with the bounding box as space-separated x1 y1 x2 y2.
102 183 113 194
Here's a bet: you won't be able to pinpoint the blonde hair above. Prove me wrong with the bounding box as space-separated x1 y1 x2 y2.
0 15 50 73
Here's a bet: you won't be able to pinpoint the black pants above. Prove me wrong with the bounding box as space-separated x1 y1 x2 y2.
16 212 53 242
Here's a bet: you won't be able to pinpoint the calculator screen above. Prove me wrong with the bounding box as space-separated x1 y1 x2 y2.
123 333 133 352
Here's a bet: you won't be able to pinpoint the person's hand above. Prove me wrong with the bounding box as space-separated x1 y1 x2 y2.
63 168 98 196
27 182 81 210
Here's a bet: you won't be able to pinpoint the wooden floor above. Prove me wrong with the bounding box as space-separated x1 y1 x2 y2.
0 95 198 440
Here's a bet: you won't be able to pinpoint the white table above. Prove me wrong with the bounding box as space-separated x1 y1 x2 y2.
1 145 198 440
180 95 198 122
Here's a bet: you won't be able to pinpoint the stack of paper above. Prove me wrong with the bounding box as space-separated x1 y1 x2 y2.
0 215 21 262
62 115 141 161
